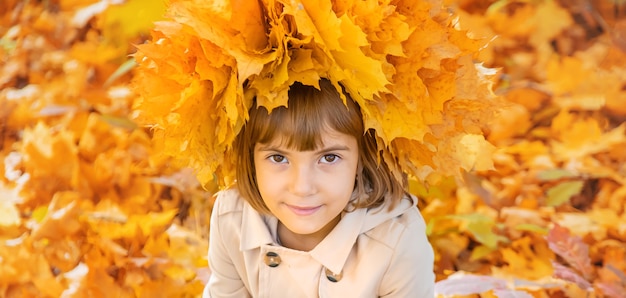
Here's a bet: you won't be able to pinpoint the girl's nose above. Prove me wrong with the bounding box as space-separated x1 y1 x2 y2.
289 164 316 196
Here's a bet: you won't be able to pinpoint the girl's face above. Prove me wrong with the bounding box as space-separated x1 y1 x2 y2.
253 128 359 247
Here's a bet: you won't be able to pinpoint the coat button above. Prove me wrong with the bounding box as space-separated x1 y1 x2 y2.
325 268 342 282
264 252 281 267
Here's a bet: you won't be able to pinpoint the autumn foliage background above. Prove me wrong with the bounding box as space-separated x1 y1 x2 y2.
1 0 626 297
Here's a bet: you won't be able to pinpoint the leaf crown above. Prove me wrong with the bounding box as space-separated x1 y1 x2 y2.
132 0 498 188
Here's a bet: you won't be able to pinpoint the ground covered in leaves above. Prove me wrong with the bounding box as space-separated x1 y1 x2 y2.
1 0 625 297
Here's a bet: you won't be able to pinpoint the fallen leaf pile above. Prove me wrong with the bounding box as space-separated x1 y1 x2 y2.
426 0 626 297
1 0 625 297
1 1 210 296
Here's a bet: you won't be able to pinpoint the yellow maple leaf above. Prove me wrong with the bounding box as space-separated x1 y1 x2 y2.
20 122 80 200
101 0 166 46
498 236 554 280
30 191 83 241
527 0 573 49
0 245 64 296
551 110 626 160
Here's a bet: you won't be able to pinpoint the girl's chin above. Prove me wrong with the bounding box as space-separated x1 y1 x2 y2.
278 213 341 238
280 222 324 236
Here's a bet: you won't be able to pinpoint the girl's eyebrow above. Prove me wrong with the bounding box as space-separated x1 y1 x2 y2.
315 145 351 154
255 144 285 152
255 144 351 153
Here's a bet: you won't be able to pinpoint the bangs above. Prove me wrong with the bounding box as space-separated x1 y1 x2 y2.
249 81 363 151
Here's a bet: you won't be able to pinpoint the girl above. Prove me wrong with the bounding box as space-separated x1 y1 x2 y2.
204 79 435 297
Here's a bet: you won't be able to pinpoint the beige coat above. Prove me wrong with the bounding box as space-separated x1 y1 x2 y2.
204 189 434 298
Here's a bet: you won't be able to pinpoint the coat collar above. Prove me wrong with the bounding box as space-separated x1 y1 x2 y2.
309 207 367 274
240 202 275 251
238 193 415 274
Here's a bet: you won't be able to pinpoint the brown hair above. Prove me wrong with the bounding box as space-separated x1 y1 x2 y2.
234 79 407 214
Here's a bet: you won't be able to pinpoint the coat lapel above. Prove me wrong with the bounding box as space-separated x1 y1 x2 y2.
309 207 367 274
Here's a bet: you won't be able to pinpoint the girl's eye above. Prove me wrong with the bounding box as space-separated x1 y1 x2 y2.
320 154 339 164
269 155 287 163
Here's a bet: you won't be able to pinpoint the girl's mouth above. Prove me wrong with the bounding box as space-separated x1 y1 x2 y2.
286 205 321 216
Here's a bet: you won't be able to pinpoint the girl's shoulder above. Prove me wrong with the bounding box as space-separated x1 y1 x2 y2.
213 188 247 216
361 195 427 249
